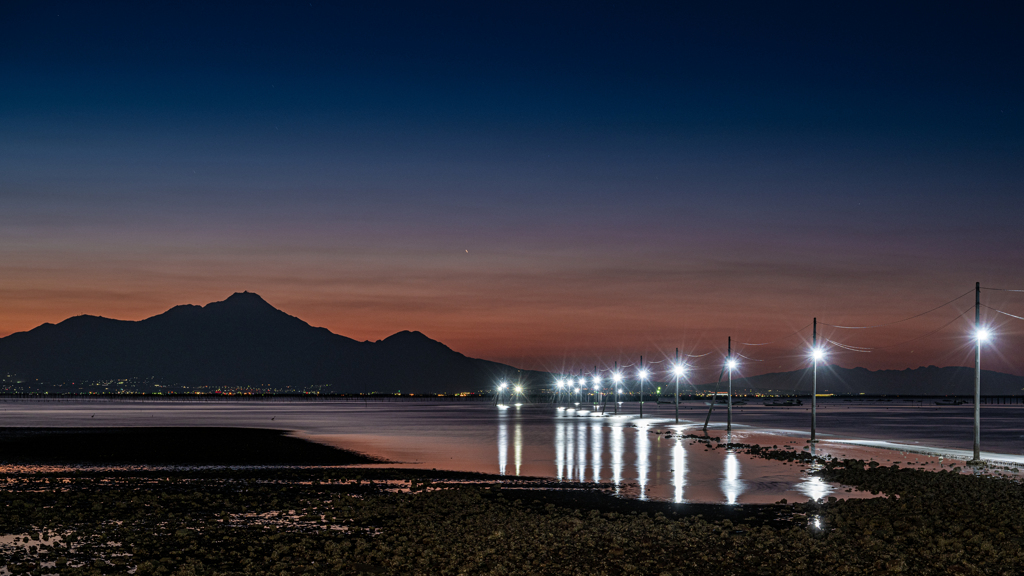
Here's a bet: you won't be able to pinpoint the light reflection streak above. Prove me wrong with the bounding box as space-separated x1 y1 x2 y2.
636 421 650 500
672 439 686 503
514 415 522 476
576 417 588 480
498 412 508 476
611 423 624 492
590 421 603 482
798 475 830 501
723 451 743 504
555 418 566 480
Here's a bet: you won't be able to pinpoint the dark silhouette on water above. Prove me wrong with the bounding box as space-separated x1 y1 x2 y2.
0 427 380 466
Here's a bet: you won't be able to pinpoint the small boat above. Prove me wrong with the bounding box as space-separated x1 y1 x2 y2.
935 399 967 406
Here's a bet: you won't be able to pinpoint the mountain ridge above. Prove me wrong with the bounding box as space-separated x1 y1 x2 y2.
0 292 537 394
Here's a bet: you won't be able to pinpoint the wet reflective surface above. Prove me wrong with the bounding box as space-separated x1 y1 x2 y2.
1 398 1020 503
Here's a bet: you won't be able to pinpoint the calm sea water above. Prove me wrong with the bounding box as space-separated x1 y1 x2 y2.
2 398 1021 504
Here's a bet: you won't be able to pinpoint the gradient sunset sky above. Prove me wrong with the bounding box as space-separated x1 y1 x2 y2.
2 2 1023 378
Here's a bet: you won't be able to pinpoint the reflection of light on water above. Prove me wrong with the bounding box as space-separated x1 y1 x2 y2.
498 413 508 476
813 516 822 530
555 419 566 480
514 416 522 476
636 422 650 500
722 451 743 504
611 424 624 492
797 475 831 501
591 421 603 482
576 419 588 480
673 439 686 503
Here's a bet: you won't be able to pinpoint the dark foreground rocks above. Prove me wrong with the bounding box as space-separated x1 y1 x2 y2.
0 460 1022 576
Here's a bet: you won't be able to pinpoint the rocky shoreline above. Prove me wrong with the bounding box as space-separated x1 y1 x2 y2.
1 428 1021 574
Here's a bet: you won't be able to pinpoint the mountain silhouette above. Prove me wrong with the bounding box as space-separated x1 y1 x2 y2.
0 292 534 394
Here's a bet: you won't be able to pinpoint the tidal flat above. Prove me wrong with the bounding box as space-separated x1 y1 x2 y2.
1 429 1023 575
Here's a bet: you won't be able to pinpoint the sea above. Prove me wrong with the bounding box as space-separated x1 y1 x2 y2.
2 397 1023 504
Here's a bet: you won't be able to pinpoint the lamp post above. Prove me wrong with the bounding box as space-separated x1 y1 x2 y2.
498 382 508 406
810 318 824 443
672 350 686 424
638 356 649 418
556 378 565 407
592 371 602 409
973 281 987 463
613 365 623 415
726 340 738 432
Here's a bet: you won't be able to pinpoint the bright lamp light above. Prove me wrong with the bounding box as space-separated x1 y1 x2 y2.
811 348 825 362
726 359 738 371
514 385 523 394
499 382 507 390
672 364 686 377
638 368 649 380
613 372 623 383
556 379 565 388
977 329 990 342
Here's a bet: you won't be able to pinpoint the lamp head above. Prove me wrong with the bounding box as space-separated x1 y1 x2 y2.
612 372 623 383
977 328 990 342
672 364 686 377
499 382 507 390
811 348 825 362
514 385 523 394
726 359 738 371
638 368 649 380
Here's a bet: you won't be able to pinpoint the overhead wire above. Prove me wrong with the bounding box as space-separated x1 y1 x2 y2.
820 289 973 329
740 322 812 346
982 304 1024 322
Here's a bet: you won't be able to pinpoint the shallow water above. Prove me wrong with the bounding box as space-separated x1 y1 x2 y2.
1 398 1020 504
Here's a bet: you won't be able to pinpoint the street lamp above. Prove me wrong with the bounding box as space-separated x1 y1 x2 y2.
498 381 508 406
637 363 649 418
613 371 623 414
671 360 686 424
810 317 824 442
726 348 738 432
592 374 602 408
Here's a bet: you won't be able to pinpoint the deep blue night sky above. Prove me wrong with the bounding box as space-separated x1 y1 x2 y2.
2 1 1023 376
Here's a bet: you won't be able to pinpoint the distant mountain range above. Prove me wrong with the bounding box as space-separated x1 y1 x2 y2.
0 292 540 394
1 292 1021 396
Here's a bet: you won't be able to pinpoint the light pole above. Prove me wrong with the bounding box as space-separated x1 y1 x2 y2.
637 356 649 419
672 352 686 424
613 366 623 415
726 348 738 432
498 382 508 406
810 318 824 443
556 378 565 407
973 281 988 463
592 371 602 409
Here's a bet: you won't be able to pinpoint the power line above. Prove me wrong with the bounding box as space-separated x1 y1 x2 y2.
820 289 973 329
982 287 1024 292
982 304 1024 322
740 322 812 346
864 307 972 351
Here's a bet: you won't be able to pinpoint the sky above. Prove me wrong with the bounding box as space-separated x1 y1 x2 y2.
2 1 1024 378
